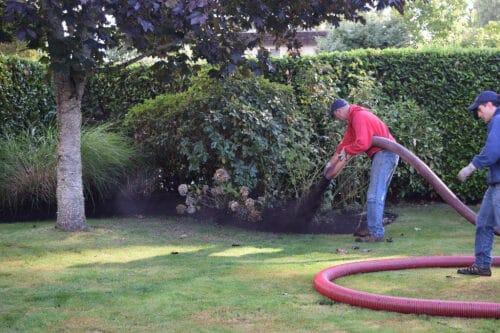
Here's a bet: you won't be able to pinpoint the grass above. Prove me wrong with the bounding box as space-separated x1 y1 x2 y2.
0 203 498 332
0 126 139 212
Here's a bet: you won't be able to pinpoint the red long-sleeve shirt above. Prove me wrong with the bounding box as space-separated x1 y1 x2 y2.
336 104 395 158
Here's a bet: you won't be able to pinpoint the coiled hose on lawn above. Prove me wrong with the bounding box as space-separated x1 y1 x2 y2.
314 136 500 318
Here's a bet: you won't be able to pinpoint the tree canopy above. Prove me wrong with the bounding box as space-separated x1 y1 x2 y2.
316 11 412 52
1 0 405 73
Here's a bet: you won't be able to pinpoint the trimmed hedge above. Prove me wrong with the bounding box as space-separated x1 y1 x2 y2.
0 56 194 131
0 56 55 133
1 48 499 203
267 47 500 202
82 62 196 123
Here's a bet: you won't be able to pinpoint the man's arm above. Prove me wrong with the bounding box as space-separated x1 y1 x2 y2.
472 117 500 169
323 149 352 180
458 117 500 182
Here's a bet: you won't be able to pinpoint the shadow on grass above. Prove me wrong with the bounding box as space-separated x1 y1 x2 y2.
68 243 369 270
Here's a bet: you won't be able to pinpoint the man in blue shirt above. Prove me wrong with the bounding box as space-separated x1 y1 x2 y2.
457 90 499 277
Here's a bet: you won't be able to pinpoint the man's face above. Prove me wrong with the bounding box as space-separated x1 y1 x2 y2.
333 105 350 121
477 102 496 123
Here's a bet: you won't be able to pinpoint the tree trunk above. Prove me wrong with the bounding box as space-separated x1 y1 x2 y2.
54 71 88 231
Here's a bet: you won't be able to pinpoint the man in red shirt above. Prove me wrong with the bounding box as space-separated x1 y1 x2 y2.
324 98 399 242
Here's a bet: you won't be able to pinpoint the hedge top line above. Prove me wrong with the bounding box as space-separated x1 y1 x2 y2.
1 46 499 69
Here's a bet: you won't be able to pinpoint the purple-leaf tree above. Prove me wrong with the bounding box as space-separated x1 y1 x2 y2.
0 0 404 231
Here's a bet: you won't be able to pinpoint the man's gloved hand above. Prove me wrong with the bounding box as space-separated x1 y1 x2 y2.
338 149 347 161
457 163 477 183
323 161 333 179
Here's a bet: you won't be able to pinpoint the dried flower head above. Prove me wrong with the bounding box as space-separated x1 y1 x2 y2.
185 194 196 206
245 198 255 210
213 168 230 183
240 186 250 198
178 184 188 196
202 185 209 194
211 186 224 196
248 209 262 222
186 205 196 214
176 204 187 215
228 200 240 212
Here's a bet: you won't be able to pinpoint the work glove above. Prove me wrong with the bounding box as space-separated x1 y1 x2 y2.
457 163 476 183
338 149 347 161
323 161 333 179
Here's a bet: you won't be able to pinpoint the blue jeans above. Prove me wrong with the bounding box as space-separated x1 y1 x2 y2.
474 185 500 268
366 150 399 238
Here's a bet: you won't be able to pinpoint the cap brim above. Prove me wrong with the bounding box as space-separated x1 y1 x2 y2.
467 101 479 112
470 110 479 119
330 109 341 120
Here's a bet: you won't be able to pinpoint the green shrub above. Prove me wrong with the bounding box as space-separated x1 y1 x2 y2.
126 70 316 203
316 12 412 52
286 62 372 209
0 56 195 132
1 48 499 203
0 126 140 213
268 48 500 202
82 62 197 124
377 99 445 200
0 56 55 133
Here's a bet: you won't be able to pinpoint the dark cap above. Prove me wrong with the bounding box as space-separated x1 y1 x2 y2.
330 98 348 116
467 90 498 115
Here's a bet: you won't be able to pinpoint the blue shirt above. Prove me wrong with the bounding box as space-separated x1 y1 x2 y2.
472 107 500 185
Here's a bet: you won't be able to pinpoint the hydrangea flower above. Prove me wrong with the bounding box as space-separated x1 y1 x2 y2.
178 184 188 196
213 168 230 183
228 200 240 212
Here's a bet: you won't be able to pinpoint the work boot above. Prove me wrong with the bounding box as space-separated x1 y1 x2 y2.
355 235 384 243
457 264 492 277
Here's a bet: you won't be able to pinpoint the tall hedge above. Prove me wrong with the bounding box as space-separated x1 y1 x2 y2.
267 48 500 202
82 62 196 123
1 48 499 202
0 56 55 133
0 56 194 130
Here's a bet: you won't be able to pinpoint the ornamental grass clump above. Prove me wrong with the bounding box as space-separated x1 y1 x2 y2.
0 126 140 214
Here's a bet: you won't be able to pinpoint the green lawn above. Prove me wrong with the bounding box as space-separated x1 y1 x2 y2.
0 203 498 332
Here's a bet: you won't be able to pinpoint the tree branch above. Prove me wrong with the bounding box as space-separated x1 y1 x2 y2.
105 43 173 71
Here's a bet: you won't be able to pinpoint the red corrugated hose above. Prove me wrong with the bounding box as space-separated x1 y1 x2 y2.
314 256 500 318
313 137 500 318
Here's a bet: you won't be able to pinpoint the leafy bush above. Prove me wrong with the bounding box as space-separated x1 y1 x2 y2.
0 126 140 214
459 21 500 48
316 13 413 52
126 70 316 204
377 99 444 200
82 61 197 124
286 61 371 209
1 48 499 203
0 56 55 133
268 48 499 202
